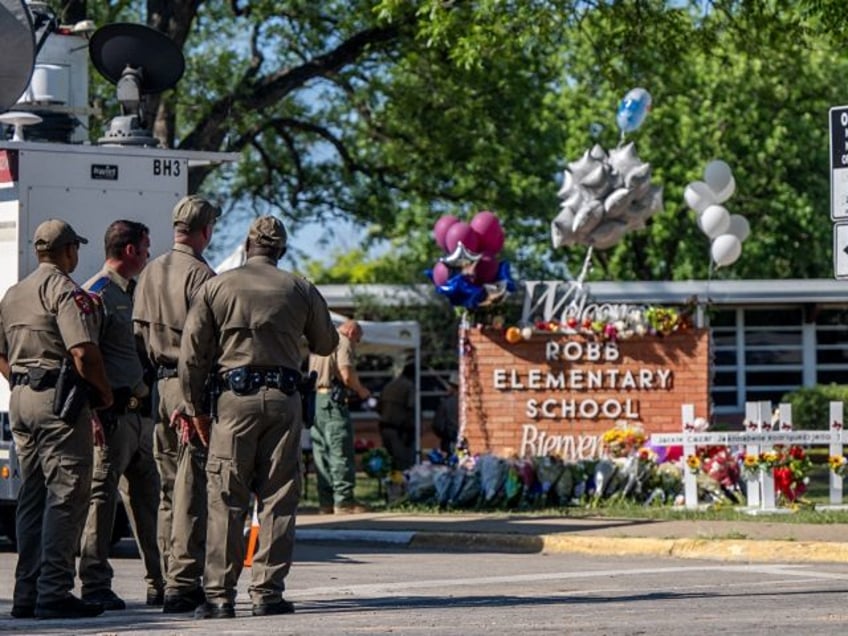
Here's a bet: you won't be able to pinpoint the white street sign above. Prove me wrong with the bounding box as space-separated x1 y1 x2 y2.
830 105 848 220
834 221 848 279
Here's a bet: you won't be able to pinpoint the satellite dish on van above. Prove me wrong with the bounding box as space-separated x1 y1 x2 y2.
0 0 36 113
89 23 185 146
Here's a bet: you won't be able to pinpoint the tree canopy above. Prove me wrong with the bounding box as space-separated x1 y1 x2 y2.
58 1 848 282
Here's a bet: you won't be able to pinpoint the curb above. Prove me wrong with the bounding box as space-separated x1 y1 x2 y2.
298 528 848 563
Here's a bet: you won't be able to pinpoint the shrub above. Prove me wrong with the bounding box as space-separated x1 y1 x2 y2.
779 384 848 430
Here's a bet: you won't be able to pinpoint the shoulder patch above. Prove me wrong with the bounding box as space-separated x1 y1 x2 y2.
87 276 111 295
72 288 95 315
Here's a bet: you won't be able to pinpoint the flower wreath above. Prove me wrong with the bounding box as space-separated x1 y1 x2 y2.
362 447 392 479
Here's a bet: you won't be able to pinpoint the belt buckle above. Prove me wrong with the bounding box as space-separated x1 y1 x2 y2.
267 371 281 389
128 396 140 411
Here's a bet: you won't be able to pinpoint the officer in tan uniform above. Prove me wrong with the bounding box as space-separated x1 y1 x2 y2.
177 216 337 619
78 220 164 610
0 219 113 620
309 319 374 513
132 195 219 613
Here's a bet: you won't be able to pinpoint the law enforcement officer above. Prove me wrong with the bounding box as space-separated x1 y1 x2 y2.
378 361 416 470
0 219 113 619
177 216 337 619
78 220 164 610
309 318 374 514
132 195 219 613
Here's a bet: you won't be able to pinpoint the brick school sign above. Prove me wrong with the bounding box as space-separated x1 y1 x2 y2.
459 327 709 459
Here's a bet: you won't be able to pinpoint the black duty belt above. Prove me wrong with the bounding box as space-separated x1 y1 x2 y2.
111 386 142 415
220 366 301 396
157 366 178 379
10 368 60 390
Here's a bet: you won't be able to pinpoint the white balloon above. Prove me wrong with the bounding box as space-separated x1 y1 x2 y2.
703 160 733 194
727 214 750 242
603 188 632 218
711 233 742 268
588 219 627 250
551 207 576 248
557 170 574 198
713 175 736 203
607 142 641 177
699 204 731 239
571 200 603 234
683 180 717 213
624 162 651 190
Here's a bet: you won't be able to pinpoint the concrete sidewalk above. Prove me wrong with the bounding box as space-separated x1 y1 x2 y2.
295 510 848 563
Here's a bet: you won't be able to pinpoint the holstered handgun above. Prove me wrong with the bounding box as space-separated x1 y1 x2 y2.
329 378 347 406
299 371 317 428
202 371 221 421
52 358 88 423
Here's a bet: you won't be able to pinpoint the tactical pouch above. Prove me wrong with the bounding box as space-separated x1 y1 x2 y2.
299 371 317 428
330 379 347 405
52 359 87 423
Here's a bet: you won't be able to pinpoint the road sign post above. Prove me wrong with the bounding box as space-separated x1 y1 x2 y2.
829 105 848 278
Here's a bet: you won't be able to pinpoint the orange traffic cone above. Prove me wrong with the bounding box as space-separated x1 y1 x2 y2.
244 501 260 567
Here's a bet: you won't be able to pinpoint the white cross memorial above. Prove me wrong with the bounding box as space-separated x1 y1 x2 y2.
651 403 845 511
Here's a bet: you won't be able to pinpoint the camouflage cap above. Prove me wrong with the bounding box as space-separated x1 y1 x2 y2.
248 216 287 249
172 194 221 230
34 219 89 252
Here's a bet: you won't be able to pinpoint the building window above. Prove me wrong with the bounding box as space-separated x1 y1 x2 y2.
815 308 848 385
710 306 805 414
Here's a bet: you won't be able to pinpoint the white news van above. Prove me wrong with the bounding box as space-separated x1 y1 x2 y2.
0 6 235 540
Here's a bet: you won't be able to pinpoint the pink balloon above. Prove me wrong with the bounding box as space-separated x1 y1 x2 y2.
432 261 451 286
470 210 504 254
473 255 499 284
444 221 481 254
433 215 460 252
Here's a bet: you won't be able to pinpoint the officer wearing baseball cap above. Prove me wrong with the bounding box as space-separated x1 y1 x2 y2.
178 215 338 619
1 218 112 619
33 218 89 251
171 195 221 231
132 194 219 613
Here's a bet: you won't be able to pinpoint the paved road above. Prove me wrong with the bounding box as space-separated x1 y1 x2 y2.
2 538 848 634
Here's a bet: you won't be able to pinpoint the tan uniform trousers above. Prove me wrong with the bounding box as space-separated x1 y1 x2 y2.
79 412 163 595
10 384 93 606
157 376 207 595
204 387 302 606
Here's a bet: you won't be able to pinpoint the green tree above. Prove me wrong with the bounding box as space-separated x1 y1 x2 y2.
54 1 848 281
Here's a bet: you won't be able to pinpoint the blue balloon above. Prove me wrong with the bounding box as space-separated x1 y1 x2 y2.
616 87 652 133
495 260 517 293
426 259 517 310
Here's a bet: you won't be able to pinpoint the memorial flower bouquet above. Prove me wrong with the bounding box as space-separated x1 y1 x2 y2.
362 447 391 479
740 449 782 479
772 445 812 503
600 421 646 458
524 304 687 342
829 454 848 477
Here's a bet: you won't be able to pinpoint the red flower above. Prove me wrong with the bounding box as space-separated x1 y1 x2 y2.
773 466 806 502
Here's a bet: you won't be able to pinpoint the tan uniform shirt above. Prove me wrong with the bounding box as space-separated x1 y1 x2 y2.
310 333 354 389
132 243 215 368
378 374 414 430
178 255 338 416
84 266 143 391
0 263 100 369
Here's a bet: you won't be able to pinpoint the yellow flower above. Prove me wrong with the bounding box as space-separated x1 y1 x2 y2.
829 455 847 475
743 454 759 469
686 454 701 473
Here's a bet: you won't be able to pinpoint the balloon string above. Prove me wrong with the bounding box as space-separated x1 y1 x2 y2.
576 246 594 287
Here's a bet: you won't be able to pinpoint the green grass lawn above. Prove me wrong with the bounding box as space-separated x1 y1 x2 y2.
299 459 848 524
